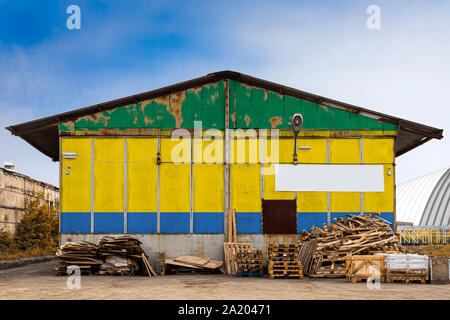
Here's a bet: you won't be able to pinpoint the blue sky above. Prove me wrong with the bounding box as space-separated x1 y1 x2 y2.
0 0 449 186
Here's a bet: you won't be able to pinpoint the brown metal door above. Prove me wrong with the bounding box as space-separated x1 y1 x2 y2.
262 199 297 234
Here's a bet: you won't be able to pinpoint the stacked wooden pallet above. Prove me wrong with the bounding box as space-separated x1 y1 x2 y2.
223 242 252 275
54 241 102 275
268 243 303 279
236 248 263 277
301 213 410 278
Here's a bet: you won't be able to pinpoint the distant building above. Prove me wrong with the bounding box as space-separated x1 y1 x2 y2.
397 166 450 226
0 165 59 234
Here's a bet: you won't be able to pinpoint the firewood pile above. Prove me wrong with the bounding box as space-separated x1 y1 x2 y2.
302 213 410 278
53 241 102 275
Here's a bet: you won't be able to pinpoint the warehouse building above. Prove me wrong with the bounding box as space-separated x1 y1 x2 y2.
6 71 444 259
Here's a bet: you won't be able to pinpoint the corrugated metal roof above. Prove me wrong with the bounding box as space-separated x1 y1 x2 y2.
397 166 450 225
5 70 444 161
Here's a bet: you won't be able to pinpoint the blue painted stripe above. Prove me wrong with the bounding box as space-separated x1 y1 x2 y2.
127 212 157 234
61 212 91 234
94 212 124 234
297 212 328 233
236 212 261 234
193 212 224 234
160 212 190 234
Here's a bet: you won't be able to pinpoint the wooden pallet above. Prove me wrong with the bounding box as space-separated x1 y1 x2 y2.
224 242 252 275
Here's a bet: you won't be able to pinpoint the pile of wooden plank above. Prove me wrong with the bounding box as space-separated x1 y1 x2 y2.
302 213 410 278
97 235 156 276
236 248 263 277
268 243 303 279
54 241 102 275
165 255 223 274
98 235 145 259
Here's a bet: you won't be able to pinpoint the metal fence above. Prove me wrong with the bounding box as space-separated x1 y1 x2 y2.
398 226 450 245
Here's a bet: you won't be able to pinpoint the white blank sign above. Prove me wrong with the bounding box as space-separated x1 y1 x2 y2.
275 164 384 192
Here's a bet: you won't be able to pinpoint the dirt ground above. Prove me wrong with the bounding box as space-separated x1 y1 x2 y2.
0 261 449 300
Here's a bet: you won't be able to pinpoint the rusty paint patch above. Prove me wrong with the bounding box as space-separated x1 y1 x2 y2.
170 91 185 128
269 116 282 128
244 115 250 127
231 112 236 127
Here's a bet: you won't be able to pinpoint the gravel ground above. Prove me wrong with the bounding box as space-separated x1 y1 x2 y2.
0 261 449 300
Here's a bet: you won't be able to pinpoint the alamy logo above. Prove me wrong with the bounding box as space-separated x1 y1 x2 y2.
66 5 81 30
366 5 381 30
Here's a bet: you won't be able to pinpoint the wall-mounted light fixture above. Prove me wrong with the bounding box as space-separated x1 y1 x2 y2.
291 113 303 165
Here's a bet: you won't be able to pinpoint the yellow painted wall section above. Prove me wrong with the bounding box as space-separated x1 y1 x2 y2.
162 136 191 163
193 136 224 164
296 138 328 212
193 164 223 212
94 138 124 212
160 138 190 212
330 138 360 212
263 138 295 200
231 137 260 164
363 138 395 212
363 138 394 164
61 138 91 212
127 138 158 212
231 164 261 212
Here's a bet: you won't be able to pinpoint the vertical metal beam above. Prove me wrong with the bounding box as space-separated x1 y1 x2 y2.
190 135 193 234
360 137 364 215
260 134 264 200
124 138 127 234
157 136 161 234
224 80 231 241
91 137 94 234
327 138 330 225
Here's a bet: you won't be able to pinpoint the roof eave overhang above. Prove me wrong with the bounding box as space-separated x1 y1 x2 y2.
5 70 444 161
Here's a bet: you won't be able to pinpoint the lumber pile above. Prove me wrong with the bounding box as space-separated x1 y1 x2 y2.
268 243 303 279
302 213 410 278
165 255 223 274
54 241 102 275
236 248 263 277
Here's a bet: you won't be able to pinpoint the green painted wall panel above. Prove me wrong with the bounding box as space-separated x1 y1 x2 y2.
58 79 397 133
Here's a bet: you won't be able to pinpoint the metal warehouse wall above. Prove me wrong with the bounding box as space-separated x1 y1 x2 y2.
58 79 397 260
